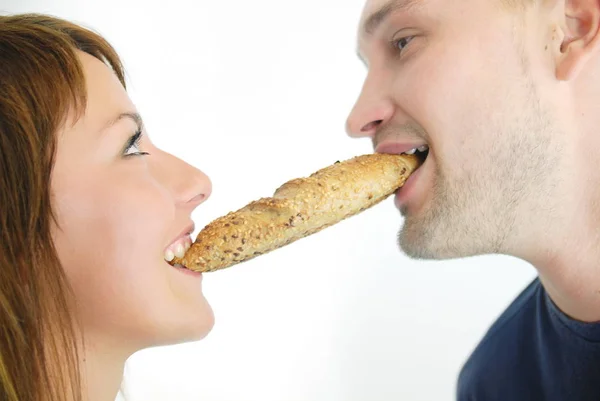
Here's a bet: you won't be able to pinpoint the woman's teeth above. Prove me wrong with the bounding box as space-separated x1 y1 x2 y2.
164 237 192 262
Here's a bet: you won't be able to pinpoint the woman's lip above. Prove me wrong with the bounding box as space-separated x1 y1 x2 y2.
165 223 195 251
167 261 203 277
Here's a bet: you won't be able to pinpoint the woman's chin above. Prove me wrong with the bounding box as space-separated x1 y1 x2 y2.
136 300 215 349
169 302 215 345
188 304 215 342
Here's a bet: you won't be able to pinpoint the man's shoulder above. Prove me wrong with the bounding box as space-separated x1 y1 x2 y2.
457 278 544 400
457 277 600 401
472 278 541 345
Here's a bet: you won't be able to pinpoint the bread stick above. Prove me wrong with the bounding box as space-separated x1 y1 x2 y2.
172 153 421 272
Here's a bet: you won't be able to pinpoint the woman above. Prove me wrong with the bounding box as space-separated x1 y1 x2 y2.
0 13 214 401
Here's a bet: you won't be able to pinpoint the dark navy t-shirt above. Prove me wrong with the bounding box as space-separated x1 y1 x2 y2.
457 278 600 401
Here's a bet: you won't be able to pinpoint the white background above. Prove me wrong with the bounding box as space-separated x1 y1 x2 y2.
1 1 537 400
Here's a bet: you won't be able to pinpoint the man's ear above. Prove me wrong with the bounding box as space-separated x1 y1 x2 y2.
554 0 600 80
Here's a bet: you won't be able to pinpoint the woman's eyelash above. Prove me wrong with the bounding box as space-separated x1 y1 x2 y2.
123 129 150 157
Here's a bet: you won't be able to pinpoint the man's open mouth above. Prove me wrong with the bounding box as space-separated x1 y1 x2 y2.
400 144 429 165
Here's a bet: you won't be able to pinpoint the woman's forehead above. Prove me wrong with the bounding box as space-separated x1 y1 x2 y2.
71 51 134 135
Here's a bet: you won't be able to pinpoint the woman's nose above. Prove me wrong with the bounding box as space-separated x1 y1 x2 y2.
154 150 212 209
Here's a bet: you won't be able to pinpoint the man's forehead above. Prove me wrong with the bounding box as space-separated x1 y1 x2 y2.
361 0 393 18
359 0 423 35
360 0 385 26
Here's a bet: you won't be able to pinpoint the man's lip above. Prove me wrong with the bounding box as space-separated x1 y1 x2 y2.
375 141 428 155
165 223 195 251
394 152 430 210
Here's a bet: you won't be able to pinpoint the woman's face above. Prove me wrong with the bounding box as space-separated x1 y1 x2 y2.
51 52 214 350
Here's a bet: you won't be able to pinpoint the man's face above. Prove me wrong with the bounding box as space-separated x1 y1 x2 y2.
347 0 566 260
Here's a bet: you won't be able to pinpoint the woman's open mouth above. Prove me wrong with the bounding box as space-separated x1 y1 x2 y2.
164 235 198 272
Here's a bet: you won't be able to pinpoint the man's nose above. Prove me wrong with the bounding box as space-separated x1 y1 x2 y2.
345 74 395 139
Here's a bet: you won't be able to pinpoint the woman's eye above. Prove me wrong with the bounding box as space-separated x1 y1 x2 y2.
124 142 143 156
123 130 150 157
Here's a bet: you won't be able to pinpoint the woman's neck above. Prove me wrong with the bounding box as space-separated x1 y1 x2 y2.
79 335 130 401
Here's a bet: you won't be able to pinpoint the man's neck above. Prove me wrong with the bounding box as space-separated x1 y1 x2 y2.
532 201 600 323
538 260 600 323
521 128 600 323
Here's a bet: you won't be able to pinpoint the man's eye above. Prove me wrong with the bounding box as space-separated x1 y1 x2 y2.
393 36 414 54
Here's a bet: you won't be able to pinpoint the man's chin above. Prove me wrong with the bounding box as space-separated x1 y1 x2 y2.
398 232 434 259
398 229 495 261
397 221 435 259
397 225 460 260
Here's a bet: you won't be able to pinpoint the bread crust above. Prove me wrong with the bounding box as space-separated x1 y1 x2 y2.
173 153 421 272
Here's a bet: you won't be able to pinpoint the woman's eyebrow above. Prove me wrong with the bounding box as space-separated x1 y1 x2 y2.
100 111 144 134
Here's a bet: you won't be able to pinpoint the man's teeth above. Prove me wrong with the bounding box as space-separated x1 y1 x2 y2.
402 145 429 155
164 238 192 262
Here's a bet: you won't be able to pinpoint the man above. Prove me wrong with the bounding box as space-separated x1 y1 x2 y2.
345 0 600 399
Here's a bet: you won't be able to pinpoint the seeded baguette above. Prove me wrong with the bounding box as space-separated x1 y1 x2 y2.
172 153 421 273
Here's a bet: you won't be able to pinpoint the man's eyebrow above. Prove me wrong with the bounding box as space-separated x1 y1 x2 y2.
362 0 422 36
101 112 144 133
